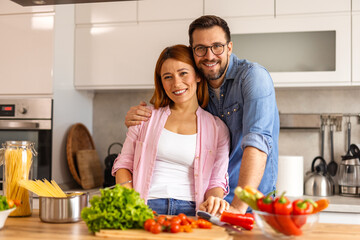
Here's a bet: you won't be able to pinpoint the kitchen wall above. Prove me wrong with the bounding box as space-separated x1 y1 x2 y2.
93 87 360 176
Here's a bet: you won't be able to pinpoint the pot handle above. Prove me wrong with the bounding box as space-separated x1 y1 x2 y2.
311 156 327 174
107 142 123 155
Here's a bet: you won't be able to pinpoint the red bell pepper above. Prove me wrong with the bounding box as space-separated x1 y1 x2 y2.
256 191 283 233
273 192 302 236
220 211 254 230
292 199 317 228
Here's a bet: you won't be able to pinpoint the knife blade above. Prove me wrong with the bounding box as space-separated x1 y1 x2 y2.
196 210 242 233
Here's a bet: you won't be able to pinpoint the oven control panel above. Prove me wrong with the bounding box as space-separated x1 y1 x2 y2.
0 105 15 117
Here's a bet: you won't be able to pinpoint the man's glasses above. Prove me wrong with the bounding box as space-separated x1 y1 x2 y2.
193 43 228 57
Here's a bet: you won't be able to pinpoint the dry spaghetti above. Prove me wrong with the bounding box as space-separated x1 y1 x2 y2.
18 179 67 198
4 147 33 216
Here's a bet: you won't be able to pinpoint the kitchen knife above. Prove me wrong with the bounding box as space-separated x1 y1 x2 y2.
196 210 242 233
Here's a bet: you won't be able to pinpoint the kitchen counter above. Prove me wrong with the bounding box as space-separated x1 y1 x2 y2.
0 210 359 240
303 195 360 213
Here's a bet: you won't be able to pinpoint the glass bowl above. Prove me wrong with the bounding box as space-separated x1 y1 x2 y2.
253 210 319 239
0 208 15 230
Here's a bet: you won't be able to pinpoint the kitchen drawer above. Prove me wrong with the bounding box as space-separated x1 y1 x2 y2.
75 1 137 24
0 0 53 15
204 0 274 18
75 21 190 89
276 0 351 16
138 0 202 22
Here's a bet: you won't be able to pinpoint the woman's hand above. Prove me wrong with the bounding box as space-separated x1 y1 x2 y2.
199 196 230 216
125 101 152 127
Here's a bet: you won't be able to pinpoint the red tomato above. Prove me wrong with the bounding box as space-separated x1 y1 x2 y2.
197 219 212 229
156 215 167 225
171 216 181 225
178 213 187 221
144 219 156 231
170 224 181 233
150 223 162 234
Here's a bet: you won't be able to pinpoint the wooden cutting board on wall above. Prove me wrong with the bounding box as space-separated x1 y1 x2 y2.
96 226 233 240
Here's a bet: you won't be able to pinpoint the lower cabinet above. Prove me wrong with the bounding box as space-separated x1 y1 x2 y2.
75 21 190 89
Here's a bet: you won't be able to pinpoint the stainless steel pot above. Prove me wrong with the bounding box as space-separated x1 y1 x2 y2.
39 192 88 223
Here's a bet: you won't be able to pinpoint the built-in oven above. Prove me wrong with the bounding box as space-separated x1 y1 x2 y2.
0 98 52 189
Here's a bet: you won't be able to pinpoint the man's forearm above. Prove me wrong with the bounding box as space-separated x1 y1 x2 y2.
231 146 267 213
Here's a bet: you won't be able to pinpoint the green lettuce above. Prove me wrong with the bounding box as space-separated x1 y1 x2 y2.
0 195 10 211
81 185 154 232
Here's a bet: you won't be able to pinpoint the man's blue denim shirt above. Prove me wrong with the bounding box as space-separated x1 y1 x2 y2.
205 54 279 203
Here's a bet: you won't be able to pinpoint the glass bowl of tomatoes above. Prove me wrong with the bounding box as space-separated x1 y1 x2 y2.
253 210 319 239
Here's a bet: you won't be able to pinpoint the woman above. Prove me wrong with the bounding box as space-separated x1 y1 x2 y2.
112 45 230 216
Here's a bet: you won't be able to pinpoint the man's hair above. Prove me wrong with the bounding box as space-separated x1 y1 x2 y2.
150 44 209 109
188 15 231 46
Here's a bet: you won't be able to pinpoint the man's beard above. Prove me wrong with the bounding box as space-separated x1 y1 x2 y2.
199 58 228 81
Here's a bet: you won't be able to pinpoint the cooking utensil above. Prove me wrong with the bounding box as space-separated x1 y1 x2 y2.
321 121 325 157
196 210 242 233
304 156 334 196
39 191 88 223
327 124 338 177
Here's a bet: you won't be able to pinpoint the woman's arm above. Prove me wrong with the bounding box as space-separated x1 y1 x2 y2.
115 169 133 189
199 187 229 215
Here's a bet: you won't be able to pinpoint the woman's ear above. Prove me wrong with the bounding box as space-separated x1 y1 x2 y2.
196 75 201 83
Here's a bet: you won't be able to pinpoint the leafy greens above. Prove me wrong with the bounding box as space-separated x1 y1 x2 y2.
81 185 154 232
0 195 10 211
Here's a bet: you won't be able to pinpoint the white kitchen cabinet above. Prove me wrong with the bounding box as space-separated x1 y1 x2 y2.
352 13 360 85
276 0 351 16
75 21 190 89
227 13 351 87
204 0 274 18
75 1 137 24
354 0 360 11
0 0 53 15
0 13 54 95
138 0 202 22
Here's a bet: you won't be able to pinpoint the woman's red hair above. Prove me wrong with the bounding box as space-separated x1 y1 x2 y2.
150 44 209 109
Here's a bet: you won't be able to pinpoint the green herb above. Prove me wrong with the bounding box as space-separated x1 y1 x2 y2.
81 185 154 232
0 195 10 211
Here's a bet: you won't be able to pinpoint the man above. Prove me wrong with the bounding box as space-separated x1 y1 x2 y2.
125 15 279 213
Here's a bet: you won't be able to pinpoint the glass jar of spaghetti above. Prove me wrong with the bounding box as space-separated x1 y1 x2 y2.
1 141 37 217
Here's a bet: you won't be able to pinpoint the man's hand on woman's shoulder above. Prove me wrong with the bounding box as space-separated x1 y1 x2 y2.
125 101 152 128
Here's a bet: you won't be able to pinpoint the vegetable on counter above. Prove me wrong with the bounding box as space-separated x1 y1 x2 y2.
234 185 330 237
81 185 154 232
0 195 20 211
220 211 255 230
144 213 212 234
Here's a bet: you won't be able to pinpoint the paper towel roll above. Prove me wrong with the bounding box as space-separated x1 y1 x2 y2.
276 156 304 197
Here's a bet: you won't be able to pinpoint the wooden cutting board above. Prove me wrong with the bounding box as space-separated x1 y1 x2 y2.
76 149 104 189
96 226 233 240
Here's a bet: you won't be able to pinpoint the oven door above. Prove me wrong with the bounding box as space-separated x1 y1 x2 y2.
0 119 52 190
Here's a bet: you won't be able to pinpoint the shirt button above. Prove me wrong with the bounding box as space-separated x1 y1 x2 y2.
221 94 224 97
227 112 230 115
233 108 237 112
221 114 224 117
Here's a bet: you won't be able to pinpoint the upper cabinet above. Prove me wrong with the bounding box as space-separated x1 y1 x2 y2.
75 1 137 24
75 21 190 89
204 0 274 18
276 0 351 15
0 0 54 95
228 13 351 87
352 0 360 84
138 0 203 21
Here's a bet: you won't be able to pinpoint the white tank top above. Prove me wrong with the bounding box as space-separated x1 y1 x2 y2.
148 128 197 201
